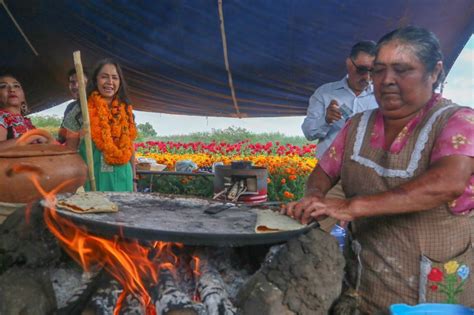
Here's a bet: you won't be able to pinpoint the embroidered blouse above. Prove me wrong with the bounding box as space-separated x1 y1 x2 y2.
319 95 474 214
0 110 35 139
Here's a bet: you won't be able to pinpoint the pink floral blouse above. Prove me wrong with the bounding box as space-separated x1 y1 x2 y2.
319 95 474 215
0 110 35 139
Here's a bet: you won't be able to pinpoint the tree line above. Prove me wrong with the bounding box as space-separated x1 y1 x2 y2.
30 115 310 146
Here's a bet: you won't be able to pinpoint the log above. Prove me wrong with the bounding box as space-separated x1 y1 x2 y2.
85 278 148 315
86 278 121 315
208 248 253 301
193 249 237 315
155 266 206 315
176 251 200 300
55 269 104 315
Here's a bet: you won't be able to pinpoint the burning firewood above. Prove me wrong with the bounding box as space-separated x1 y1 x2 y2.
192 249 237 315
86 279 123 314
86 277 151 315
155 265 206 315
55 269 104 315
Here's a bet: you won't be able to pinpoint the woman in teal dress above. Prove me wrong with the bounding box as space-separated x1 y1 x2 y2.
63 59 137 192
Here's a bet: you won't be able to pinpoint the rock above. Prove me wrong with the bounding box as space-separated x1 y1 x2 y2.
237 273 294 315
0 203 61 273
236 228 345 315
0 267 57 315
0 203 62 314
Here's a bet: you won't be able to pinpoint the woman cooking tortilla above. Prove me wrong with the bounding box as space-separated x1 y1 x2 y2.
283 26 473 312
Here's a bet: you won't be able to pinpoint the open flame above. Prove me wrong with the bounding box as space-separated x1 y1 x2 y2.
191 256 201 302
15 166 202 314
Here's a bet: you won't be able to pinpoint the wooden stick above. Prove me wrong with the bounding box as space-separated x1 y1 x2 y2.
217 0 241 118
73 51 96 191
0 0 39 56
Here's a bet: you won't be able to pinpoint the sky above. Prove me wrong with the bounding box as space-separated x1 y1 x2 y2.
34 36 473 136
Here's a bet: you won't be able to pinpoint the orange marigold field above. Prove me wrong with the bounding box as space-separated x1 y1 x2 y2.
135 141 317 201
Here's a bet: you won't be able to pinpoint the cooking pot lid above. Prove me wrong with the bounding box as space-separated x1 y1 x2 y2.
0 143 77 158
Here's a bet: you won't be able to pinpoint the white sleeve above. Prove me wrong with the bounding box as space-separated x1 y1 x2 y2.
301 89 332 141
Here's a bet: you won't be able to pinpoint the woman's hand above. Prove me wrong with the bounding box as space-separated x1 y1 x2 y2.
281 196 326 225
281 196 357 225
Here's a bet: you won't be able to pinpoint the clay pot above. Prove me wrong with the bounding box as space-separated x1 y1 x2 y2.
0 129 87 203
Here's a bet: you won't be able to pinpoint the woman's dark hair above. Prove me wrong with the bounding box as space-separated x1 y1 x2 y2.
0 73 29 115
87 58 130 104
0 73 23 88
376 26 445 91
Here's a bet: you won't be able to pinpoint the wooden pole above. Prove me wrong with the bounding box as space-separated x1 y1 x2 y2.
73 51 96 191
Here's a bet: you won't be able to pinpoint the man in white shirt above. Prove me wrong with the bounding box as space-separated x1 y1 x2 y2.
301 41 378 232
302 40 378 159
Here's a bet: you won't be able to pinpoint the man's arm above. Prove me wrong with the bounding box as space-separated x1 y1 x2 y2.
301 90 332 141
62 102 82 151
65 129 80 151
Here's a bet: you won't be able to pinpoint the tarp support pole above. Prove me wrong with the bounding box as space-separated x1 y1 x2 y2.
73 51 96 191
217 0 241 118
1 0 39 56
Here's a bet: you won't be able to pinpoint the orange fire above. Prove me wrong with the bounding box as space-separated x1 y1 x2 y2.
191 256 201 277
20 169 198 314
191 255 201 302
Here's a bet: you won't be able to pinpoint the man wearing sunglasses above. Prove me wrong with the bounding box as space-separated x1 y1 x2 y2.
302 40 377 159
301 40 377 231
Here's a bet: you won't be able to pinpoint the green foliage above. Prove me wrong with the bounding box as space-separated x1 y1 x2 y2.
29 115 62 138
137 122 157 141
30 115 62 128
138 175 213 197
137 172 308 202
154 126 311 147
267 173 307 202
29 116 312 146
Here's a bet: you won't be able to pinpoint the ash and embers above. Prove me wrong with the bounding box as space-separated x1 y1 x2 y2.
0 202 344 315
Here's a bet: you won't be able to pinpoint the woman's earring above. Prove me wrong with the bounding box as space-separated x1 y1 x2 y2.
21 102 29 115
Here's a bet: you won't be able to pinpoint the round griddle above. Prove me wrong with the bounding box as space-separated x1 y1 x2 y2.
49 192 316 247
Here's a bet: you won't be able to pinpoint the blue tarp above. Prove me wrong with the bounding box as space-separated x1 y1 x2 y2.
1 0 473 117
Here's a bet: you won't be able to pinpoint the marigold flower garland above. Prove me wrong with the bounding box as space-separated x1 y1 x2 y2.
88 91 137 165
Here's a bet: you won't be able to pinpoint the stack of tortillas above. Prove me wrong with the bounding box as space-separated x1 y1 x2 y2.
255 209 304 233
57 192 118 214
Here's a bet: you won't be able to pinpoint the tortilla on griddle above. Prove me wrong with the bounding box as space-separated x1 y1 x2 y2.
255 209 304 233
57 192 118 214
